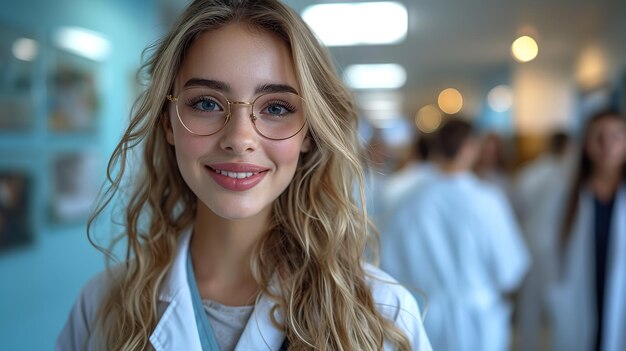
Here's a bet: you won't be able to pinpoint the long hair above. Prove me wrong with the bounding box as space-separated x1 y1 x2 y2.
559 110 626 248
88 0 411 349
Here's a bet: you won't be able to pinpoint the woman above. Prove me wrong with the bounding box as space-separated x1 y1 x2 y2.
56 0 430 350
549 110 626 351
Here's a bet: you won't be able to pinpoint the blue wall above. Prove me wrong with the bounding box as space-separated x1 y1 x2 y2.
0 1 161 349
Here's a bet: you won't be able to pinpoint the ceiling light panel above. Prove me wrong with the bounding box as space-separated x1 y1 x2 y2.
343 64 407 89
302 2 408 46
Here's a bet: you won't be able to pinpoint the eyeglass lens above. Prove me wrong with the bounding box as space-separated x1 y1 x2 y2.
174 87 305 140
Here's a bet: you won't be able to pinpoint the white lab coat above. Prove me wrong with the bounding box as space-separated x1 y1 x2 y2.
547 186 626 351
57 229 432 351
513 154 572 351
381 171 530 351
360 164 388 227
362 161 435 234
378 162 435 296
382 162 436 213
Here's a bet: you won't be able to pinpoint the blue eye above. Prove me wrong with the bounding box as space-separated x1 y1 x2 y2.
263 101 296 117
267 104 287 115
194 98 222 112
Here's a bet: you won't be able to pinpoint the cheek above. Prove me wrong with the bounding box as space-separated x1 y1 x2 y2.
613 139 626 159
276 144 303 167
269 138 307 170
171 124 211 165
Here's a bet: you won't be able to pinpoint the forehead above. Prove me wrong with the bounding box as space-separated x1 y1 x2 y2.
590 117 626 131
175 23 300 95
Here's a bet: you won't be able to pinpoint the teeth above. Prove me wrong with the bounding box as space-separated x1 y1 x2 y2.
215 169 257 179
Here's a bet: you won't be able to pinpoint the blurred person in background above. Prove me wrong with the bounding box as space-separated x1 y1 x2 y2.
548 110 626 351
361 128 393 228
515 132 574 204
379 134 436 280
513 131 575 351
381 134 437 216
474 132 516 198
382 118 530 351
55 0 431 350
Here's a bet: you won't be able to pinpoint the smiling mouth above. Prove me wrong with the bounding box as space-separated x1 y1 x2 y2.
206 166 268 179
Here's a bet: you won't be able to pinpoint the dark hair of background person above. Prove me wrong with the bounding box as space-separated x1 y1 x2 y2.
549 131 571 156
433 118 474 160
415 135 433 161
559 109 626 248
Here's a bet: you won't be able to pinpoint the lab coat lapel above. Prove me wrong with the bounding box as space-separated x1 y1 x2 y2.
603 187 626 351
235 279 285 351
549 191 595 350
571 192 595 347
150 230 203 351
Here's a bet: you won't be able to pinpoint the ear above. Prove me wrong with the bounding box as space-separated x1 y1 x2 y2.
300 135 312 153
162 112 175 145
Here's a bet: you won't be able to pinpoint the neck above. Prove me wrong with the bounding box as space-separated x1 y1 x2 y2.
590 170 622 202
189 201 270 306
437 158 468 174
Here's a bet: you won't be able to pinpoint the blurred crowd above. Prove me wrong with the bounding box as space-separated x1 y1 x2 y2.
363 109 626 351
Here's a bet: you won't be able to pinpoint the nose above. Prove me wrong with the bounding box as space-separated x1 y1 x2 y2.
218 103 258 154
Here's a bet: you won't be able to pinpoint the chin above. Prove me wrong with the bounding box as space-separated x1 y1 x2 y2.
218 210 260 221
207 202 268 221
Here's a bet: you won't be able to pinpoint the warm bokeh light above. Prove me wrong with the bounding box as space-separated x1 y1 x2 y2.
437 88 463 114
511 35 538 63
12 38 39 61
576 44 608 89
487 85 513 112
415 105 443 133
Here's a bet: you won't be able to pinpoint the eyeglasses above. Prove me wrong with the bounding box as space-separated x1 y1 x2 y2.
166 87 307 140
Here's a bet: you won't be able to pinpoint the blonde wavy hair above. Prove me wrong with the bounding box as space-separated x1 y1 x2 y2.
89 0 411 349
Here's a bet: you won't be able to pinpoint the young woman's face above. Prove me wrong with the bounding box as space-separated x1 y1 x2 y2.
165 23 310 221
585 116 626 173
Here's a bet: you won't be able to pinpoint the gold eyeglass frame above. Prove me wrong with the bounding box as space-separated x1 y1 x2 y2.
166 90 307 141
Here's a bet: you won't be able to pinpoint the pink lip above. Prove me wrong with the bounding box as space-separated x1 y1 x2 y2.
206 163 269 191
207 163 270 172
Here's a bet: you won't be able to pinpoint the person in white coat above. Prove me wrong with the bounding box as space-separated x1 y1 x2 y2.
56 1 431 350
513 131 574 351
548 110 626 351
379 136 436 298
381 135 437 220
381 119 530 351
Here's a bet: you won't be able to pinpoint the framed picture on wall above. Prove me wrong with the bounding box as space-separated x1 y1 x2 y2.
0 169 34 251
48 151 101 226
47 49 99 134
0 23 38 133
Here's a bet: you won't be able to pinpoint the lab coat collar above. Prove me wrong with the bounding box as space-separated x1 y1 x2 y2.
234 286 286 350
158 228 192 303
150 228 202 350
150 228 286 351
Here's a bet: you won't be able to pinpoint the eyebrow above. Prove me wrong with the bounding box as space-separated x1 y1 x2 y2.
182 78 300 96
183 78 230 92
255 83 299 95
